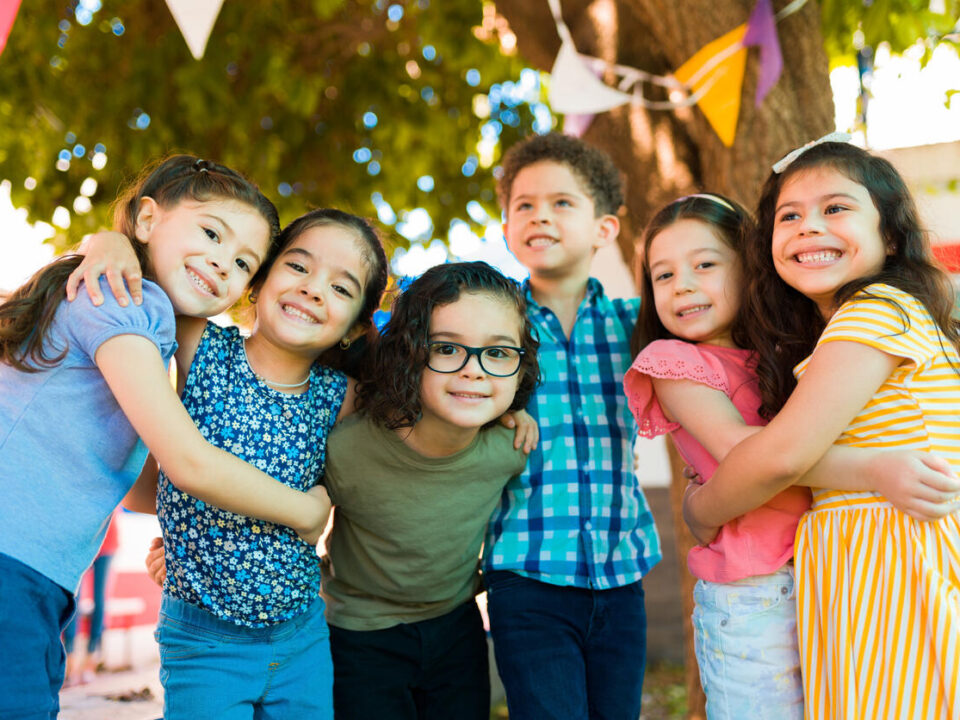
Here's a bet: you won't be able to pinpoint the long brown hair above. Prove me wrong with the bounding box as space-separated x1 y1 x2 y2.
744 141 960 418
0 155 280 372
631 193 757 358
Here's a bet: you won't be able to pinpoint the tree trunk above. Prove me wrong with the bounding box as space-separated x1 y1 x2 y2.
493 2 835 717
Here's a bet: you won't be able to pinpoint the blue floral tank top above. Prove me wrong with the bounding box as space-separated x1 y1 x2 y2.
158 323 346 627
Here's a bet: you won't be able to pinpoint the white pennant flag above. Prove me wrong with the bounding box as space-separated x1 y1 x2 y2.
549 40 632 115
165 0 225 60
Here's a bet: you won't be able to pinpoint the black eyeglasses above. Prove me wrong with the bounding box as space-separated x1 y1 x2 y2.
426 341 525 377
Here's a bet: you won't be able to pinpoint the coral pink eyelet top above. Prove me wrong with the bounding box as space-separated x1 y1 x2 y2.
624 339 810 583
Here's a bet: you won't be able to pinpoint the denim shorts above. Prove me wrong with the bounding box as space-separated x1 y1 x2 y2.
692 566 803 720
156 594 332 720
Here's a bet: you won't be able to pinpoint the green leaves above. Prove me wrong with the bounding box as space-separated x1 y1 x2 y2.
0 0 531 252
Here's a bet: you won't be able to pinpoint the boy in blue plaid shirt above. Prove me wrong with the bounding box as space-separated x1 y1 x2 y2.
483 133 661 719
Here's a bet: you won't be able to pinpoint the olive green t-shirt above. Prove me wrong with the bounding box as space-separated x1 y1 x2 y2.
321 413 528 631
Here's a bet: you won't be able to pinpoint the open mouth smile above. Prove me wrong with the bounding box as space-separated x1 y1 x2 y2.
677 304 710 318
186 268 218 296
794 250 842 265
281 303 320 324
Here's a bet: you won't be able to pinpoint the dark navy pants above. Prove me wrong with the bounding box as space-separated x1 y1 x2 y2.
484 571 647 720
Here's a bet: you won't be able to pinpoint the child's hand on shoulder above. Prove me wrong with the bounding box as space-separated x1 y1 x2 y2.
66 231 143 307
868 450 960 521
500 409 539 454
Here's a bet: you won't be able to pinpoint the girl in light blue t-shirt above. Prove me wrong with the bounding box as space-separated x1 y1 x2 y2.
74 208 389 719
0 155 331 718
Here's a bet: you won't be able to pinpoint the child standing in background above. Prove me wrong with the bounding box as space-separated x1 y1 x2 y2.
0 155 332 718
323 261 539 720
483 132 660 720
684 140 960 719
625 193 958 719
70 208 389 719
63 510 120 686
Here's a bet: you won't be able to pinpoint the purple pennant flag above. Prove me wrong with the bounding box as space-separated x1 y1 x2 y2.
742 0 782 106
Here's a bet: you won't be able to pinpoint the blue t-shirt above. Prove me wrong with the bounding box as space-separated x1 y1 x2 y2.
0 278 176 591
158 323 346 628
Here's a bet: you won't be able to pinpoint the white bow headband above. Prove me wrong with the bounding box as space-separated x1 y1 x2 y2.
771 132 852 174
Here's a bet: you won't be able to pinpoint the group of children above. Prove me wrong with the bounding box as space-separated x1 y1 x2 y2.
0 128 958 720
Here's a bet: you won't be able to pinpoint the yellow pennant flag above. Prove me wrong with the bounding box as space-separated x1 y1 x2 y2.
675 25 747 147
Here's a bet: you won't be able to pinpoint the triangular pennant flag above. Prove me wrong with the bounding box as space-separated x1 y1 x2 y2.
165 0 224 60
549 40 632 115
743 0 783 106
675 25 748 147
0 0 22 59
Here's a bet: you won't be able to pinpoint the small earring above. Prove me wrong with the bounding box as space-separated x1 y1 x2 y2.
339 337 352 350
248 293 258 304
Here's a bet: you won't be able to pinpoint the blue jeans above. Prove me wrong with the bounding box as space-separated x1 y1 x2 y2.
484 571 647 720
692 567 803 720
62 553 113 654
156 594 333 720
0 553 75 720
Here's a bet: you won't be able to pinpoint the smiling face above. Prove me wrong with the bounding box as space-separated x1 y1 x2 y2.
251 223 369 359
648 219 742 347
771 166 888 318
503 160 617 281
137 197 270 317
417 291 522 438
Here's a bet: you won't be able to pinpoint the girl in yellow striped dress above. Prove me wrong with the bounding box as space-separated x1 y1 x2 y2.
683 139 960 719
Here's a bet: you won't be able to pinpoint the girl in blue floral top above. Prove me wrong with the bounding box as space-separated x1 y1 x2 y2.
78 208 388 720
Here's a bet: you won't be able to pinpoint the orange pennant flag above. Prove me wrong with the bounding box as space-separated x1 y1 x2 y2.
675 24 747 147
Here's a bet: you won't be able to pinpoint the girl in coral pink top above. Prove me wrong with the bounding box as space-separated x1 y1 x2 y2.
623 194 954 720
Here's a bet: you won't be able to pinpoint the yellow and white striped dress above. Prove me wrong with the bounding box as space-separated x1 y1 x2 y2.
793 283 960 720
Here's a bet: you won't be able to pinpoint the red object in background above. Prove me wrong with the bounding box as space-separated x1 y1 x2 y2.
932 243 960 273
106 572 161 628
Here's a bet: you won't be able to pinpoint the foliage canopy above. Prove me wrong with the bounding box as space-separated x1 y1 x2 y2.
0 0 542 251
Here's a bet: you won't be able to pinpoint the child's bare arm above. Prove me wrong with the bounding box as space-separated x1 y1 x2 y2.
66 231 144 306
797 447 960 521
684 340 899 533
121 455 159 514
96 334 331 545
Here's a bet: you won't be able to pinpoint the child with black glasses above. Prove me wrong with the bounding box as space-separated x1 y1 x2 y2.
322 261 540 720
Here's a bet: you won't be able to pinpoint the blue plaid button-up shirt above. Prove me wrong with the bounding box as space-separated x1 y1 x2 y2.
483 278 661 589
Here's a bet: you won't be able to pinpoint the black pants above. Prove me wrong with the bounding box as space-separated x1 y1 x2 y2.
329 600 490 720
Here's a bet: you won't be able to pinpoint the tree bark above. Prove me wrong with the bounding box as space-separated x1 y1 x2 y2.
493 2 835 717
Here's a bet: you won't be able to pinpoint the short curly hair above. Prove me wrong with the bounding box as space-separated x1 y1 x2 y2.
497 132 624 216
357 261 540 430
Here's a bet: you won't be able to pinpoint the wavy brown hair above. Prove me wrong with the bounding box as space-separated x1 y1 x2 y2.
743 141 960 418
252 208 388 377
631 193 757 358
0 155 280 372
357 261 539 430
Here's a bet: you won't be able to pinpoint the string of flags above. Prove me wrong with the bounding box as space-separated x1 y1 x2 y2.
0 0 225 62
549 0 808 146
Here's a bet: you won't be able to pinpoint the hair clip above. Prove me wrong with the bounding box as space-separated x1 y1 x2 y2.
771 132 851 174
677 193 736 212
193 158 212 173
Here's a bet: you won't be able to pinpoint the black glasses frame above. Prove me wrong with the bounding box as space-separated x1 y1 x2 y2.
425 341 525 377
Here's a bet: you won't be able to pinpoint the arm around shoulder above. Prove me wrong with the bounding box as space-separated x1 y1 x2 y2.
95 335 331 544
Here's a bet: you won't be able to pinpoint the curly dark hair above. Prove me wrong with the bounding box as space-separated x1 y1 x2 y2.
631 193 757 358
743 141 960 419
497 132 624 216
0 154 280 372
357 261 540 430
250 208 389 377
